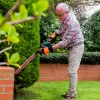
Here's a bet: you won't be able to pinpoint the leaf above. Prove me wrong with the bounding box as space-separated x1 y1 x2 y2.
8 26 16 36
7 26 19 43
11 12 20 21
9 52 20 63
32 3 37 16
8 63 21 68
20 5 28 19
41 13 46 16
8 36 19 43
17 24 23 28
5 52 10 62
36 1 49 12
1 23 12 33
0 30 6 35
0 13 5 25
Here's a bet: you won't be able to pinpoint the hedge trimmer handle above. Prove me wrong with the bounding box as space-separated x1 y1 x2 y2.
41 40 51 47
41 33 58 47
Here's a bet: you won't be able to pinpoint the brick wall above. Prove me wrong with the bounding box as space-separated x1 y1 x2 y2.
39 64 100 81
0 67 14 100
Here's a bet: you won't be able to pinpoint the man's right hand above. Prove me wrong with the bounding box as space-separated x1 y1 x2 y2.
42 33 58 47
48 33 58 44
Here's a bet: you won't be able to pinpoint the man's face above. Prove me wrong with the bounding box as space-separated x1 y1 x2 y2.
55 9 67 21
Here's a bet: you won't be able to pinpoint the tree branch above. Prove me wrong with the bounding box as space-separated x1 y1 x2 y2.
0 62 8 66
5 0 22 21
0 0 22 27
0 44 13 54
8 16 39 25
0 39 8 43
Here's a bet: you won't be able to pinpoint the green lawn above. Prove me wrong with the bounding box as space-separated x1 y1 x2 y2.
14 81 100 100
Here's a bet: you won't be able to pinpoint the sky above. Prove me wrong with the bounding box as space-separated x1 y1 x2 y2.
85 4 100 17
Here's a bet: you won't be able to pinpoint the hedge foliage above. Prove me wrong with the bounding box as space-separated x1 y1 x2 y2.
0 0 40 89
40 52 100 64
83 10 100 52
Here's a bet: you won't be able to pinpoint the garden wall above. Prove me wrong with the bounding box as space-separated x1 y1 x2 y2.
39 64 100 81
0 67 14 100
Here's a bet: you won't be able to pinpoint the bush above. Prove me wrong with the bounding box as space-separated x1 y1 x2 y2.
0 0 14 15
83 10 100 52
14 20 40 89
40 52 100 64
40 11 58 42
0 0 40 90
40 0 61 43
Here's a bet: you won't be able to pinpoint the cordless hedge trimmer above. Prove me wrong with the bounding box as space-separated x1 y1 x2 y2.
15 33 57 75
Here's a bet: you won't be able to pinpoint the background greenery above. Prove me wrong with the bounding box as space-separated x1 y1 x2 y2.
83 10 100 52
40 1 100 52
40 52 100 64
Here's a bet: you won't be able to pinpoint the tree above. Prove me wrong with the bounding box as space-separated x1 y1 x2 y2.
69 0 100 24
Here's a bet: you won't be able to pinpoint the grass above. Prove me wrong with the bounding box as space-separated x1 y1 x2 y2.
14 81 100 100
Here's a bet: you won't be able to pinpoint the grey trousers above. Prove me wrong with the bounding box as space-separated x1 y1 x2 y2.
67 43 84 98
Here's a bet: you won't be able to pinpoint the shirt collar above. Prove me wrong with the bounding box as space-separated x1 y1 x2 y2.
62 14 70 24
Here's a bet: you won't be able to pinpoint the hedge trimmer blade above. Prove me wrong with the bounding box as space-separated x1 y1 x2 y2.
15 50 38 75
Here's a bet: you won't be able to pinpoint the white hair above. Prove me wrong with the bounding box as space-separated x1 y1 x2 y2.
56 3 69 12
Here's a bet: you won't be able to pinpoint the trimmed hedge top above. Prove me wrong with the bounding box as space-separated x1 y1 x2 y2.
40 52 100 64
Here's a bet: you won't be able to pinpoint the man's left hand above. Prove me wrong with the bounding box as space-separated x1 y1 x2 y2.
39 45 53 55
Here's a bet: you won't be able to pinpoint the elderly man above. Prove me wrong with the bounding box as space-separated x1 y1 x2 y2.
40 3 84 100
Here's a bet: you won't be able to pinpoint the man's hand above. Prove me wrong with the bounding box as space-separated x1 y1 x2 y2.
42 40 51 47
39 45 53 55
42 33 58 48
48 33 58 44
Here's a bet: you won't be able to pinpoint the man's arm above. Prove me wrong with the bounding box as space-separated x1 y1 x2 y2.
52 43 62 50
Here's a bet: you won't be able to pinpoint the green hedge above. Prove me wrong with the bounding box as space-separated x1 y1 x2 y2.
0 0 40 90
40 52 100 64
83 10 100 52
13 0 40 89
0 0 14 14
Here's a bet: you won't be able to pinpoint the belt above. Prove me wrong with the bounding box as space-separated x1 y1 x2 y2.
74 42 83 46
68 42 83 50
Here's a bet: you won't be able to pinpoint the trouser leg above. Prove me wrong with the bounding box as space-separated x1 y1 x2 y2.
67 44 84 98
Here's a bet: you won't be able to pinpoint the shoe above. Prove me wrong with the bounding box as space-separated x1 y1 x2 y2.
64 97 75 100
61 93 76 98
61 92 68 97
61 94 67 97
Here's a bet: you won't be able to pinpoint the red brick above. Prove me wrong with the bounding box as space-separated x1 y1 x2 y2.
4 86 14 93
0 67 14 80
0 87 3 93
39 64 100 81
0 80 14 85
0 67 14 100
0 93 13 100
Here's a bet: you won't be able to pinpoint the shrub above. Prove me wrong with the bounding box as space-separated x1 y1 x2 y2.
14 20 40 89
83 10 100 52
0 0 14 14
0 0 40 90
40 52 100 64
